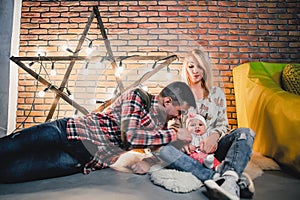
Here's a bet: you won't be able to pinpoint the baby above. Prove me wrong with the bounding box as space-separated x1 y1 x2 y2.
186 112 220 169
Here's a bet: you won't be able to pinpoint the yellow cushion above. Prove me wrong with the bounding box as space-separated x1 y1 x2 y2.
281 64 300 95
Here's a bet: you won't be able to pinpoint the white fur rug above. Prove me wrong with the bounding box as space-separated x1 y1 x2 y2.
150 168 203 193
110 150 281 193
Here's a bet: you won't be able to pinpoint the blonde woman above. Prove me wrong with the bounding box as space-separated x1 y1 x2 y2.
162 49 255 200
132 50 255 200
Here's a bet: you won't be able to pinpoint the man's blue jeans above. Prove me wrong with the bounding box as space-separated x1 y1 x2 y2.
158 128 255 182
0 118 93 183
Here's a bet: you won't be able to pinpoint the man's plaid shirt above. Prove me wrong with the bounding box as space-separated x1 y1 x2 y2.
66 89 177 174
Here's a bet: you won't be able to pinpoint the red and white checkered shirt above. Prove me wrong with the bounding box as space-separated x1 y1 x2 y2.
66 89 177 174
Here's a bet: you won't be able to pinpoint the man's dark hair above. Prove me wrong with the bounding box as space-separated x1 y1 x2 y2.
159 81 196 108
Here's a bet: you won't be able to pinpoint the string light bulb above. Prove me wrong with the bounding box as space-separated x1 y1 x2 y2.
115 63 124 77
50 62 56 76
85 40 94 55
38 87 49 97
83 62 89 75
66 88 74 100
73 109 78 118
27 61 35 67
61 45 75 54
166 65 171 73
90 98 97 105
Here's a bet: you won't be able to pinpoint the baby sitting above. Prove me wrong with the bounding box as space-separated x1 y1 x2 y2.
185 113 220 169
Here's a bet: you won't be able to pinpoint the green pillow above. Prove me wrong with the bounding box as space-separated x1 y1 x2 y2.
281 64 300 95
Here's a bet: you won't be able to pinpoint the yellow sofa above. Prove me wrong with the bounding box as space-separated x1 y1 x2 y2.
233 62 300 174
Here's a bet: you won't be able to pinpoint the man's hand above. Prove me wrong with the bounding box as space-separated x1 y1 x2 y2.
176 128 193 143
131 160 151 174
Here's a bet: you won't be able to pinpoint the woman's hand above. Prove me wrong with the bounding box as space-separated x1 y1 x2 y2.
199 133 219 154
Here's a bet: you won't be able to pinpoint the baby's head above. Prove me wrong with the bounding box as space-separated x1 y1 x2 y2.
186 113 206 135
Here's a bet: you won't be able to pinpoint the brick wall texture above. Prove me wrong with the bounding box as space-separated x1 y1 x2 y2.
16 0 300 130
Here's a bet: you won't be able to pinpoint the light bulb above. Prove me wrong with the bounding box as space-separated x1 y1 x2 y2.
90 98 96 105
38 87 49 97
166 71 173 80
61 45 68 51
50 69 56 76
38 90 45 97
83 62 89 75
83 68 89 75
73 109 78 118
66 88 74 100
50 62 56 76
69 94 74 100
61 45 73 53
115 66 124 77
85 47 93 55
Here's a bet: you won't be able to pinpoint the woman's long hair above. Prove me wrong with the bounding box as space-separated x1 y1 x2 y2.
181 49 213 98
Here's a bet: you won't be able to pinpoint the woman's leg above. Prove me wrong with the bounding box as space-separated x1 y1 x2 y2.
158 144 216 182
214 128 255 176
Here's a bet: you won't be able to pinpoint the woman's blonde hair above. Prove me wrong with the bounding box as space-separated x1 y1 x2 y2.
181 49 213 98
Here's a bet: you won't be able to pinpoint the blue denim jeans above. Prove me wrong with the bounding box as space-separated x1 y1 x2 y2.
0 118 93 183
158 128 255 182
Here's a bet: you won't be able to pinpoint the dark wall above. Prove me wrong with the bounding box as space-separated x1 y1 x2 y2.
0 0 14 137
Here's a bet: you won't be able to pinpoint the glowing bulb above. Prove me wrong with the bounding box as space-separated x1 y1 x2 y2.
69 94 74 100
38 90 45 97
50 62 56 76
115 66 124 77
85 47 93 55
90 98 96 105
166 71 173 79
83 68 89 75
97 61 102 68
83 62 89 75
61 45 74 53
38 87 49 97
50 69 56 76
73 109 78 118
61 45 68 51
66 88 74 100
